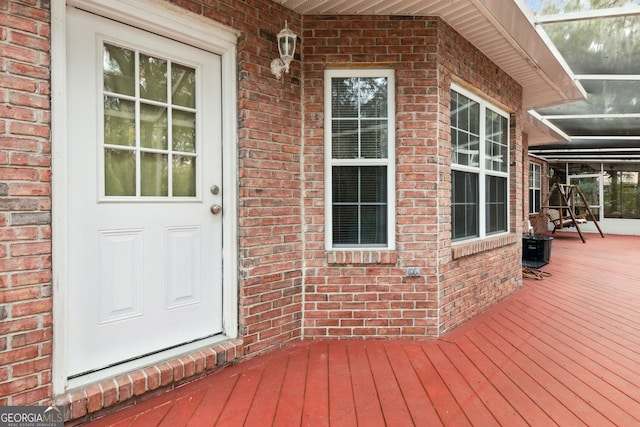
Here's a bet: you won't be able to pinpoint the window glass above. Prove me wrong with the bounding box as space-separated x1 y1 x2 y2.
327 70 394 248
604 168 640 219
102 43 198 198
451 85 509 241
529 163 542 214
452 171 479 240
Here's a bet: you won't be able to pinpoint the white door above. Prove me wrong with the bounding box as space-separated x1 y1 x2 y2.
65 8 223 377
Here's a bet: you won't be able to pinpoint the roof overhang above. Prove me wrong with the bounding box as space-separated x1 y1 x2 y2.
275 0 586 112
523 111 570 146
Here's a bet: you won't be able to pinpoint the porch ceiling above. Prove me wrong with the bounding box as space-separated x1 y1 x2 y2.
276 0 585 116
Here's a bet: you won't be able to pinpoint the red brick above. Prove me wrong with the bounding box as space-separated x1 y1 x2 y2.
11 298 51 316
0 285 39 303
0 344 38 364
0 316 38 334
11 384 51 406
10 241 50 256
0 374 38 395
86 384 102 413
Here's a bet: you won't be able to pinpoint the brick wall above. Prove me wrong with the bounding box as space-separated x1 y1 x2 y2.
302 16 524 338
0 0 305 410
0 0 52 406
192 0 306 356
436 20 524 334
1 0 529 416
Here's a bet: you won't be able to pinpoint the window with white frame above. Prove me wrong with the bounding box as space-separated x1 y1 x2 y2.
451 84 509 241
529 162 542 214
325 69 396 249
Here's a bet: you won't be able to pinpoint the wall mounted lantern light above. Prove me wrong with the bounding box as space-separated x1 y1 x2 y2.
270 21 297 80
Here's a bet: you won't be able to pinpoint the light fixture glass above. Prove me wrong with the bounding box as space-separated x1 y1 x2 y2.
271 21 297 80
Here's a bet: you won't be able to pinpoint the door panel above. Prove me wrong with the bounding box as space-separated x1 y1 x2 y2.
66 8 223 377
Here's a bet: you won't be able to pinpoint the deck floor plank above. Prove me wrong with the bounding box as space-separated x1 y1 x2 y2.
84 234 640 427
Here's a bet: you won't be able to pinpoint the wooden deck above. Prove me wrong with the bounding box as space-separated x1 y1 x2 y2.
87 232 640 426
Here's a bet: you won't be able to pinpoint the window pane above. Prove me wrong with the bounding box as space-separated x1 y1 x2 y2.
361 120 387 159
451 91 480 167
139 54 167 102
486 109 508 172
361 205 387 245
332 78 359 118
332 120 358 159
333 167 359 203
140 103 168 150
105 148 135 196
332 166 388 245
103 44 135 96
452 170 478 240
104 97 135 147
361 166 387 203
141 152 168 196
173 155 196 197
333 205 358 244
172 110 196 152
486 175 507 234
359 77 388 118
172 63 196 108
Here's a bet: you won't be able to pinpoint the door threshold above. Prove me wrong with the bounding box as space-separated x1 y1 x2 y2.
66 334 230 390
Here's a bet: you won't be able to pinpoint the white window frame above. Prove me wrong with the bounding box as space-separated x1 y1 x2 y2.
324 68 396 250
529 162 542 214
451 83 510 242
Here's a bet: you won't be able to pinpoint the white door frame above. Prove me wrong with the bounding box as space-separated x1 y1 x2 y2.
51 0 239 394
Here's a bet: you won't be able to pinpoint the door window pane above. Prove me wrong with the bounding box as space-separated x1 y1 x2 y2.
173 155 196 197
105 148 135 196
139 54 167 102
172 110 196 152
103 44 135 96
141 152 168 196
172 63 196 108
104 97 135 147
102 42 198 198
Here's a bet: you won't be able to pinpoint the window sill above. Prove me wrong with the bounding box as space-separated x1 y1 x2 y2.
326 250 397 265
451 233 518 259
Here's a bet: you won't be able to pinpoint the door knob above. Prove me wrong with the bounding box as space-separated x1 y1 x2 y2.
210 204 222 215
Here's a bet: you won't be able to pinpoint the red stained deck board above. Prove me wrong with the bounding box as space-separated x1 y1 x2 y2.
214 363 265 426
327 342 357 427
271 347 309 426
501 303 640 417
300 342 330 426
402 343 471 426
427 343 501 426
439 340 528 427
486 314 639 426
242 351 289 427
184 374 238 427
157 388 207 427
465 327 586 426
345 342 386 427
383 343 443 426
83 234 640 427
453 335 557 426
364 342 415 427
